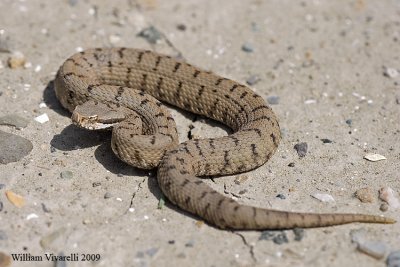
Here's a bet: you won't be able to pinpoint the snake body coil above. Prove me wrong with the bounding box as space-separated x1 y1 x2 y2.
55 48 395 229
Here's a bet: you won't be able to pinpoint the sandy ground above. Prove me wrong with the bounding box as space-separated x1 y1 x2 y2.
0 0 399 266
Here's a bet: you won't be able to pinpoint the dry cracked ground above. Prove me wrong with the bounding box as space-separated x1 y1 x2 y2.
0 1 400 267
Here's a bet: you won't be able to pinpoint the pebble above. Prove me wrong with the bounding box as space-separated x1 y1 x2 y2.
5 190 25 208
267 95 280 105
273 232 289 245
311 193 335 203
92 182 101 187
0 252 11 267
60 170 73 179
276 194 286 199
379 187 400 209
241 43 254 53
34 113 49 124
7 51 26 69
0 130 33 164
364 153 386 162
176 23 187 31
293 228 305 241
137 26 162 44
109 34 121 44
104 192 112 199
259 231 275 241
380 203 389 212
246 75 260 85
383 67 399 78
294 142 308 157
345 119 352 126
355 187 375 203
288 162 295 167
0 230 7 240
0 184 5 190
321 138 333 144
158 197 165 209
145 247 159 257
387 251 400 267
0 202 2 212
0 114 29 129
357 241 387 259
259 231 289 244
40 227 66 249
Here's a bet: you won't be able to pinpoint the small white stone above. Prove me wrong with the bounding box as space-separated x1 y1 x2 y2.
24 62 32 68
34 65 42 72
379 187 400 209
88 7 96 15
75 47 84 52
128 207 135 212
143 215 149 220
311 193 335 202
109 34 121 44
116 197 122 202
26 213 39 220
304 99 316 104
364 153 386 162
38 102 47 108
384 67 399 78
34 113 49 123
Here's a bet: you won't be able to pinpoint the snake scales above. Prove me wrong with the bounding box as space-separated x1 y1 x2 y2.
54 48 395 229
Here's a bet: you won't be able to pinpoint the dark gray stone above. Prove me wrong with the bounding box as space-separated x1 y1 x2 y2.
294 142 308 157
0 130 33 164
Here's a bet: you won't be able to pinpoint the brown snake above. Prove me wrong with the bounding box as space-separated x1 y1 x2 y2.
54 48 395 229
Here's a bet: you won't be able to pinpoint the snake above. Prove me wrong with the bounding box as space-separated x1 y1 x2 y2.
54 47 395 229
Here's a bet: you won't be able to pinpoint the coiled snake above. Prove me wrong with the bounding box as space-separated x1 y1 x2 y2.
55 48 395 229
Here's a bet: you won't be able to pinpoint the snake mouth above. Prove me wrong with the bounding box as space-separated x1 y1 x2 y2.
71 112 115 130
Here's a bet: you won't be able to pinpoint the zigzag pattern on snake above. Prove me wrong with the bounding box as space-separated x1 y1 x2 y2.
54 48 395 229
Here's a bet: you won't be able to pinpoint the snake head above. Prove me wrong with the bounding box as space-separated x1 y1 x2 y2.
72 100 127 130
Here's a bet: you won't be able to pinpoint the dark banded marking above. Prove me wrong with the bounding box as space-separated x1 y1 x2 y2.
252 105 269 112
215 78 225 86
156 77 163 91
193 69 200 78
198 85 205 96
230 136 239 146
209 139 215 149
199 191 208 199
270 133 278 146
230 84 239 92
180 170 189 175
175 81 183 98
115 86 124 101
140 99 150 105
217 198 225 208
181 179 190 187
253 115 271 122
185 196 191 206
175 157 185 164
243 128 262 137
240 91 248 99
153 55 162 71
194 140 204 157
137 51 145 63
118 48 126 58
173 62 181 72
150 136 156 145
